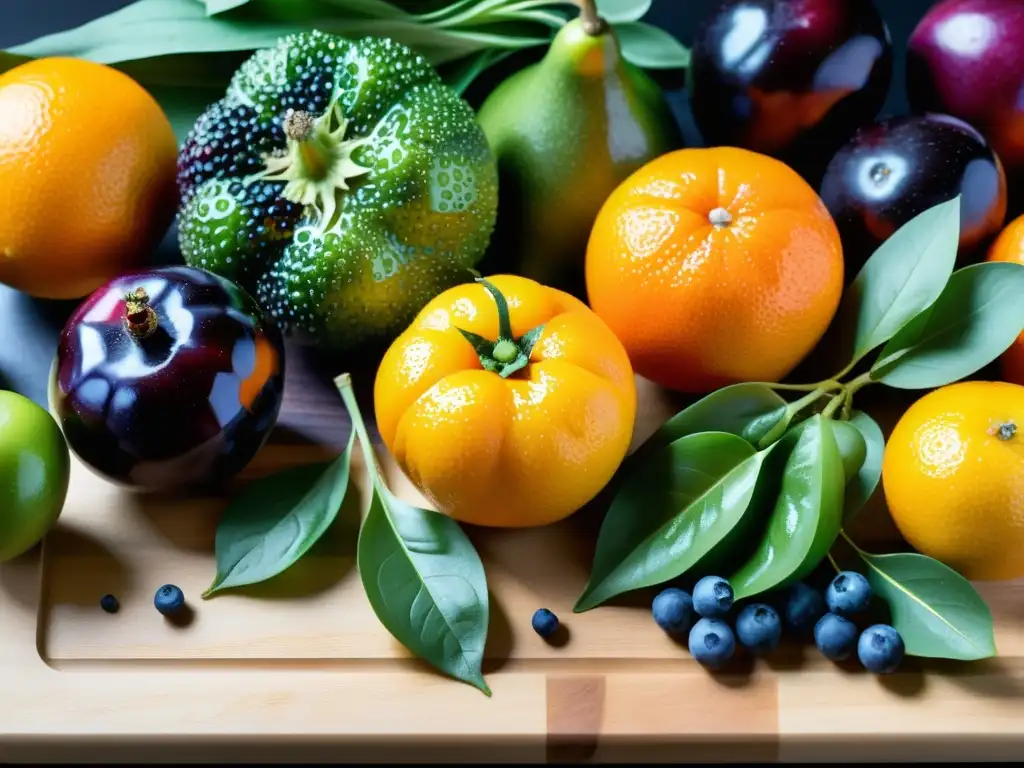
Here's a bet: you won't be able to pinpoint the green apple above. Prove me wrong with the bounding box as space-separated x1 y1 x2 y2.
0 390 70 562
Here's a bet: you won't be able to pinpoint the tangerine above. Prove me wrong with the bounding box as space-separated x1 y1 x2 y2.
0 58 178 299
585 146 844 394
986 213 1024 385
882 381 1024 582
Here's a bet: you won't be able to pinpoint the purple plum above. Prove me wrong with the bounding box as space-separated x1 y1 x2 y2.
687 0 892 179
819 113 1008 279
908 0 1024 176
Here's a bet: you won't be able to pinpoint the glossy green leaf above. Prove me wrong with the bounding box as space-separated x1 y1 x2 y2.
358 485 491 694
872 262 1024 389
204 0 250 15
840 411 884 525
730 416 845 601
203 432 355 597
575 432 771 612
443 48 514 94
631 382 789 464
832 420 867 485
834 197 960 366
339 375 490 695
613 21 690 69
856 550 996 660
596 0 652 22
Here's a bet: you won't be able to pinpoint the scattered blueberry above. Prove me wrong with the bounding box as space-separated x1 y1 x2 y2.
532 608 559 639
735 603 782 655
858 624 905 674
783 582 827 632
826 571 872 617
814 612 859 661
688 618 736 670
692 576 734 618
652 588 695 635
154 584 185 616
99 594 120 614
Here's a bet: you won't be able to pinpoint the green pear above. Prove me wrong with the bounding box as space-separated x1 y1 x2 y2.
476 0 681 295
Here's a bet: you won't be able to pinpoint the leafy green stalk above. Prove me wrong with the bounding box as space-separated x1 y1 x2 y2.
336 373 492 695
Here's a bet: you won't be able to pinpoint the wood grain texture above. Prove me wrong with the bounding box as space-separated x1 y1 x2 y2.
2 343 1023 762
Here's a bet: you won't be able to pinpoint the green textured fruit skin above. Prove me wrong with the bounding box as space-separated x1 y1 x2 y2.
476 18 681 294
0 390 70 562
177 31 498 350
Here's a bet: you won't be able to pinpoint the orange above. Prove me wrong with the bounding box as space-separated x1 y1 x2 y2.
986 213 1024 385
374 274 636 528
882 381 1024 582
585 146 844 394
0 58 178 299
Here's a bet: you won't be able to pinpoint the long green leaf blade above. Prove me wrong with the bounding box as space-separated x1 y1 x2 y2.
872 261 1024 389
204 433 355 597
576 432 767 612
358 487 491 694
835 196 961 366
730 416 845 600
857 550 996 660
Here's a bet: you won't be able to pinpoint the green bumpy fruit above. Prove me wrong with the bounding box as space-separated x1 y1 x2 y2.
176 31 498 350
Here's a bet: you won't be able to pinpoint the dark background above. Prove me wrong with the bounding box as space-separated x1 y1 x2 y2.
0 0 937 407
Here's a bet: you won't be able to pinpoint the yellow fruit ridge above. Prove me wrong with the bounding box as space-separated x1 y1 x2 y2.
882 381 1024 581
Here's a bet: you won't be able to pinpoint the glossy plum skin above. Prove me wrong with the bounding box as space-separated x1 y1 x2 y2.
687 0 892 177
819 114 1007 278
907 0 1024 175
50 266 285 492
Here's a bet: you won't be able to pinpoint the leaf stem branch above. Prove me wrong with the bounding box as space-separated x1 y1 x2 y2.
335 373 384 492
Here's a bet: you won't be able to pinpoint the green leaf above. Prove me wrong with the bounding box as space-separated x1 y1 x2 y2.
730 416 845 601
613 21 690 69
204 0 250 15
358 485 491 694
203 432 355 597
596 0 652 22
856 550 996 660
338 374 490 695
834 197 961 366
839 411 884 525
146 84 224 144
871 261 1024 389
629 383 789 469
442 48 513 94
575 432 771 612
832 420 867 485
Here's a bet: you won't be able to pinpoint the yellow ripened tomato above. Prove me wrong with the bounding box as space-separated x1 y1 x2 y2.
374 274 637 528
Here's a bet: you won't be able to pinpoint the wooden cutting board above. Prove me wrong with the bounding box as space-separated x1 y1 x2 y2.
2 343 1023 763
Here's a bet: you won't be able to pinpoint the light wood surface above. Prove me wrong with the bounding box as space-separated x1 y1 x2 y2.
2 344 1023 763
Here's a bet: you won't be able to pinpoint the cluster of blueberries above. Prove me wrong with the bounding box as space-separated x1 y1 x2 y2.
653 572 905 674
100 584 186 617
531 571 905 675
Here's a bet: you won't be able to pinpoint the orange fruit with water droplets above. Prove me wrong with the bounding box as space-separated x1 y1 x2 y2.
882 381 1024 581
987 213 1024 385
0 58 178 299
584 146 844 394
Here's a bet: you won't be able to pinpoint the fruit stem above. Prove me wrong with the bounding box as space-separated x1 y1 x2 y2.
994 421 1017 441
764 379 842 393
578 0 607 35
124 287 158 340
821 394 844 419
456 278 545 379
246 97 371 233
335 373 386 493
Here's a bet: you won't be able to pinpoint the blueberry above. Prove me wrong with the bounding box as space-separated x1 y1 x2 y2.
814 612 859 661
735 603 782 655
99 594 120 614
154 584 185 616
783 582 827 632
825 571 872 617
651 588 694 635
532 608 559 639
692 576 734 618
688 618 736 670
858 624 905 674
